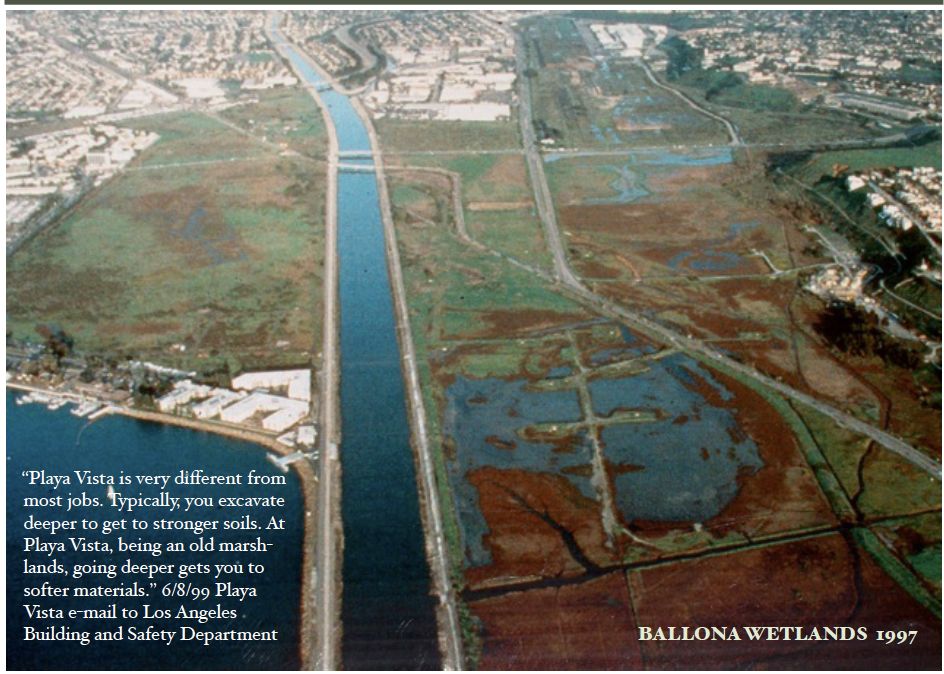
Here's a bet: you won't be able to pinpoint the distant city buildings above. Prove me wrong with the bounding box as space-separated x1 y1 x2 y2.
359 13 518 122
5 125 158 246
6 13 127 121
6 10 296 124
681 10 941 116
591 22 667 59
846 166 942 237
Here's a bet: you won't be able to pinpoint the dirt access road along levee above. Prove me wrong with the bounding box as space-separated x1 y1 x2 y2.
352 93 466 670
270 14 464 669
266 13 343 671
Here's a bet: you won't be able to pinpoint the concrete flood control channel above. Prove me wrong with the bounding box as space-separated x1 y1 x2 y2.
275 30 440 670
335 168 439 670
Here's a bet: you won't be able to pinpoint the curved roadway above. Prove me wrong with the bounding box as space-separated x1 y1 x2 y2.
515 35 941 480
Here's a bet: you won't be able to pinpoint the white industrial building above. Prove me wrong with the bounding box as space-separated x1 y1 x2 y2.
591 23 656 58
262 407 306 433
174 77 225 99
230 369 311 402
151 372 310 434
156 380 212 412
219 392 308 432
192 389 246 419
296 425 316 447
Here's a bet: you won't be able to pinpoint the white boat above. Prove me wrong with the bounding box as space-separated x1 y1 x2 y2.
17 392 40 405
106 484 116 505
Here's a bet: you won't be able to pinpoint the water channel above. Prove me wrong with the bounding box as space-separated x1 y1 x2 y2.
273 29 441 671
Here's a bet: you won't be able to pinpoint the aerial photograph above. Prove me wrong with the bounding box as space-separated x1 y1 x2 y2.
5 6 942 671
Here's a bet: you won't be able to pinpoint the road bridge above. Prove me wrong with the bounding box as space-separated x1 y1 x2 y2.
337 162 376 173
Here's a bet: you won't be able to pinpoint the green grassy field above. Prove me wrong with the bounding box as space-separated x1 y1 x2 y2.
890 276 943 312
7 111 326 372
870 512 941 599
669 66 905 146
544 154 652 204
220 87 327 159
727 106 889 146
119 112 265 167
391 160 586 344
793 140 943 182
528 58 728 149
376 119 522 153
791 403 940 518
388 153 554 270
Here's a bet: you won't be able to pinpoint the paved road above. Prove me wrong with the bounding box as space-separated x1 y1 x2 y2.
636 58 743 146
514 39 942 480
125 156 271 172
546 264 943 477
267 14 341 670
385 148 525 156
541 131 934 157
516 34 582 289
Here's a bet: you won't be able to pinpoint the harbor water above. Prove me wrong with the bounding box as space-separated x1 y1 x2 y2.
6 391 304 670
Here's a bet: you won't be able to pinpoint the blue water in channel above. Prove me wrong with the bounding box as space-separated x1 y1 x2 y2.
7 34 439 670
278 32 440 670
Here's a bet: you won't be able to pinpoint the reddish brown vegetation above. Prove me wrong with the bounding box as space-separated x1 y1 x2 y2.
630 533 941 669
697 366 839 537
469 308 594 340
465 467 614 589
574 256 623 280
471 573 643 670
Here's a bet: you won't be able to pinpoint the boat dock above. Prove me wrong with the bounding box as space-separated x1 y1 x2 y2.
88 405 116 421
267 450 310 473
71 400 103 418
